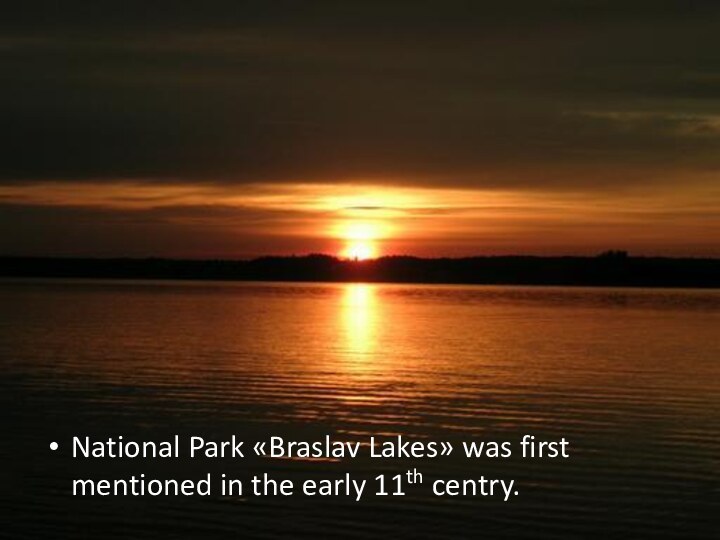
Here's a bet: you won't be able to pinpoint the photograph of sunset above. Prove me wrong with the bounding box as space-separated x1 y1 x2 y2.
1 2 718 539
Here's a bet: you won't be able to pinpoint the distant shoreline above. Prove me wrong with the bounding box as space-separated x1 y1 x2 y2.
2 254 719 289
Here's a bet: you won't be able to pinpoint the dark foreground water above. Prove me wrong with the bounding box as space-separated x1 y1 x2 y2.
1 279 718 539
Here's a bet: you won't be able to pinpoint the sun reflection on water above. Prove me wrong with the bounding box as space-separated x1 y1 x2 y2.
341 284 378 370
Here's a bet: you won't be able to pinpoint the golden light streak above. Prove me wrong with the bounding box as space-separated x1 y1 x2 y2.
342 283 377 362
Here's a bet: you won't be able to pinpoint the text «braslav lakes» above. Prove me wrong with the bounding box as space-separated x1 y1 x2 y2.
74 435 448 458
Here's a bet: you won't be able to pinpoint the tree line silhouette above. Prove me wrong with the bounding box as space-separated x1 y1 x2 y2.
1 253 718 288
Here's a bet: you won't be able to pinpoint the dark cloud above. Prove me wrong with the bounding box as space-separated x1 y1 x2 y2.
1 1 719 188
0 202 328 257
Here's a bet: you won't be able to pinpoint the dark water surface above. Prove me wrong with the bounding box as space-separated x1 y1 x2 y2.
2 279 718 538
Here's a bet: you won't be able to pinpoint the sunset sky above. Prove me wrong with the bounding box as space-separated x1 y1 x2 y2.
1 1 719 258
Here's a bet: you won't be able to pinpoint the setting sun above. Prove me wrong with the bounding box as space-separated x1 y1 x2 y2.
343 240 376 260
336 221 385 260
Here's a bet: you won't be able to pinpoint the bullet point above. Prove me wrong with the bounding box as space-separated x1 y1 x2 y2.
50 442 58 451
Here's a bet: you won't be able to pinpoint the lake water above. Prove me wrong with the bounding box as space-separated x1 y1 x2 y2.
2 279 718 538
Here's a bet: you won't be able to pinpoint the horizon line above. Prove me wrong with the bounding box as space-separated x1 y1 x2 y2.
1 251 719 262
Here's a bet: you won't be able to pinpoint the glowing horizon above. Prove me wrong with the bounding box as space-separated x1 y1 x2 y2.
0 179 717 259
